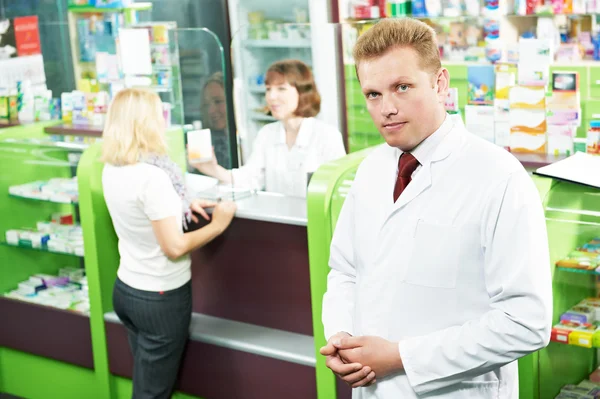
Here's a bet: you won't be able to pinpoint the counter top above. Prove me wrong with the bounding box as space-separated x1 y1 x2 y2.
232 192 307 227
193 187 308 227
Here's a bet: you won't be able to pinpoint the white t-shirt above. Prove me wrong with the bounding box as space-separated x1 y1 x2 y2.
231 117 346 198
102 163 191 292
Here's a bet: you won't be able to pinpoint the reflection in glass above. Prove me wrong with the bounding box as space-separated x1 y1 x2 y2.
201 72 231 169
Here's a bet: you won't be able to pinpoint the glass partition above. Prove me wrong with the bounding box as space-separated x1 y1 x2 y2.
165 27 238 201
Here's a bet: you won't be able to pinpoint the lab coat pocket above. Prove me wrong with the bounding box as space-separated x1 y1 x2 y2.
405 221 460 289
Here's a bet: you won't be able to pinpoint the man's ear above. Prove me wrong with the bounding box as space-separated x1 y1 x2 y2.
435 68 450 103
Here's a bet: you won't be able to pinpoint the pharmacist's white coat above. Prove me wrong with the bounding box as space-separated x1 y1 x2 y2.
322 118 553 399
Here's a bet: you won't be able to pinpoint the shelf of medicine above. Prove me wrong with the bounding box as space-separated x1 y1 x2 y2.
8 193 78 205
242 39 311 49
68 2 152 14
556 267 600 276
0 241 83 258
0 138 89 151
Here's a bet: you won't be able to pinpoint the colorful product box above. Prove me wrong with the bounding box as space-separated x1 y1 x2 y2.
546 109 581 126
495 63 517 100
557 250 600 270
509 86 546 109
553 71 579 92
561 304 596 324
569 323 596 348
445 88 459 112
547 125 575 156
468 65 495 105
551 325 574 344
465 105 495 143
0 96 8 124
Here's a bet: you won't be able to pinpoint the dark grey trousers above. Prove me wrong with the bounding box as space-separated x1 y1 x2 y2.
113 277 192 399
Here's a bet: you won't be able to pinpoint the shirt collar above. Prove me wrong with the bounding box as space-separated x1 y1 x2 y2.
396 113 454 165
278 118 314 148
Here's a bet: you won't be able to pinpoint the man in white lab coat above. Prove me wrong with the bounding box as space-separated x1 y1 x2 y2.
320 18 553 398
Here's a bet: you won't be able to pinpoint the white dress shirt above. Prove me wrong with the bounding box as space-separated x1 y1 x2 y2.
397 113 454 181
231 117 346 198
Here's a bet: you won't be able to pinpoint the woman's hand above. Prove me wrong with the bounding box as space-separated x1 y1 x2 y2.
190 199 217 223
211 201 237 233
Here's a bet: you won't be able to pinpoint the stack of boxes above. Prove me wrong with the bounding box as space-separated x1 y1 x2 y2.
555 237 600 271
5 216 84 257
556 380 600 398
551 298 600 349
494 63 517 148
546 71 581 156
509 38 552 153
5 268 89 314
508 85 547 153
465 65 496 143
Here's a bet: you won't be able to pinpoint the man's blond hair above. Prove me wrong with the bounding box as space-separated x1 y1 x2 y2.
353 18 441 75
101 88 167 165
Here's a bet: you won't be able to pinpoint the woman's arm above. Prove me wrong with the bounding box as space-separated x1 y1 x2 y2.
151 201 237 260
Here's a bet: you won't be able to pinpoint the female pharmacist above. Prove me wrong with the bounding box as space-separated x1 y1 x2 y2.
101 88 237 399
192 59 346 198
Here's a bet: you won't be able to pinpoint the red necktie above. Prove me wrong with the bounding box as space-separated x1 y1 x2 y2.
393 152 420 202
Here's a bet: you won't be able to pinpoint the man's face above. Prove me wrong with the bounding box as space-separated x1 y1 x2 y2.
357 46 448 151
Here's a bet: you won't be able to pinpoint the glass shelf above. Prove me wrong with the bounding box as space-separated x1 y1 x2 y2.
8 193 78 205
0 138 89 151
556 267 600 275
0 241 83 258
68 2 152 13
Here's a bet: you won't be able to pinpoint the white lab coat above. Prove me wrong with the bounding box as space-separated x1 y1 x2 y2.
232 117 346 198
322 120 553 398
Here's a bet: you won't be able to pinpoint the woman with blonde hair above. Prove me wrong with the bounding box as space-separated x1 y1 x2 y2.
101 88 236 398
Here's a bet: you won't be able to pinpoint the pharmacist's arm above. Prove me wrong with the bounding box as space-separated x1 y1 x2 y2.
322 188 358 340
229 127 268 190
191 128 267 190
398 170 553 395
191 153 233 184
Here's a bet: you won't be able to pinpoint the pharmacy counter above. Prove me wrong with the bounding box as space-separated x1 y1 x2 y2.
104 192 318 399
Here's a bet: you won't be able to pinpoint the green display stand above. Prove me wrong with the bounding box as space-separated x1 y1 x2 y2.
0 122 187 399
0 122 104 398
306 146 596 398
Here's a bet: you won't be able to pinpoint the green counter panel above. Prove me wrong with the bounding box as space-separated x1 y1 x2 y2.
112 377 201 399
0 348 101 398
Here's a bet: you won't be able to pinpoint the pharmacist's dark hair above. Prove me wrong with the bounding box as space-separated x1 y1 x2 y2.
265 59 321 117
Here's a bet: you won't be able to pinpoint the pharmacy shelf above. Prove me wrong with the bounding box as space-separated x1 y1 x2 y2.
0 296 93 368
0 241 83 258
44 124 104 138
67 2 152 13
242 39 311 49
556 266 600 276
8 193 78 205
0 138 89 151
511 152 570 169
550 338 597 349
